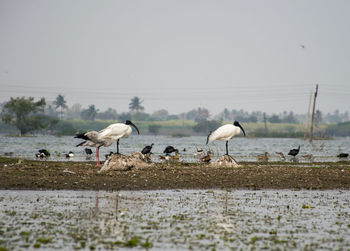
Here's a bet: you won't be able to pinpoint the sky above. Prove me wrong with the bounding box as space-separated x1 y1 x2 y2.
0 0 350 116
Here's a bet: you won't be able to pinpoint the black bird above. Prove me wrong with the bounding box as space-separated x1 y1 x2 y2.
85 148 93 156
38 149 50 157
163 146 178 155
141 143 154 155
337 153 349 158
288 146 300 157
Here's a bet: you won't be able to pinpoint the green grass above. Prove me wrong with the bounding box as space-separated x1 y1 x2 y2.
0 119 333 138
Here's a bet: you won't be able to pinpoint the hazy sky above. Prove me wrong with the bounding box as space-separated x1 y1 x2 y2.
1 0 349 116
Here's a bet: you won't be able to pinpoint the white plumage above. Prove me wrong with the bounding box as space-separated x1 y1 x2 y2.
99 123 133 140
207 124 241 142
206 121 246 155
75 120 139 166
80 131 114 148
97 120 140 154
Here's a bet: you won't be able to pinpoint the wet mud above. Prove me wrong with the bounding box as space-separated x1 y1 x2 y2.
1 157 350 190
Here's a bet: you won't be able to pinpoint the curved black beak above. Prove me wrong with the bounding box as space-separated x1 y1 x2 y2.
239 124 246 136
130 122 140 135
206 131 212 145
236 122 246 136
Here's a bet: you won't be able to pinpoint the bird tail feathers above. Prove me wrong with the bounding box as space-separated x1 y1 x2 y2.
74 132 88 140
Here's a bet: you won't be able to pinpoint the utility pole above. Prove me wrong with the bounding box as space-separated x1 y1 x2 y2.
304 91 313 140
309 84 319 142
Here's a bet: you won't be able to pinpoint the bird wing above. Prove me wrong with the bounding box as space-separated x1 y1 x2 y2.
98 123 127 139
84 131 99 142
208 124 235 142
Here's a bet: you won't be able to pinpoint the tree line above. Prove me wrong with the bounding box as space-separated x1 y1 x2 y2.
1 94 349 135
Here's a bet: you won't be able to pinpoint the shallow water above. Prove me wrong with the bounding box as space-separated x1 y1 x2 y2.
0 189 349 250
0 134 349 162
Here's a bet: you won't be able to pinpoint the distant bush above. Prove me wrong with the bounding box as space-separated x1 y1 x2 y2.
50 120 76 135
96 108 118 120
118 112 131 122
148 124 161 135
252 131 304 138
325 121 350 137
132 112 154 121
193 120 222 134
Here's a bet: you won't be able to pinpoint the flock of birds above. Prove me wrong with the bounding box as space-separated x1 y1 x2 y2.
31 120 349 166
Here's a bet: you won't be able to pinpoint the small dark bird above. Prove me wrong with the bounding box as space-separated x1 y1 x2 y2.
160 149 180 162
200 150 212 163
35 152 46 159
105 151 114 159
38 149 50 157
337 153 349 158
65 151 74 158
183 148 187 152
163 146 178 155
141 143 154 155
288 146 300 157
85 148 93 156
194 147 204 157
275 152 286 160
258 152 269 162
302 154 314 161
169 149 180 162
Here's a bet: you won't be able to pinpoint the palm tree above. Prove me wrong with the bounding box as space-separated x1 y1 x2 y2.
54 94 67 119
81 105 99 121
129 96 144 113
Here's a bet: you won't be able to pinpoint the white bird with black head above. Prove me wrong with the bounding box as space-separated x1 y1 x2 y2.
206 121 246 156
98 120 140 154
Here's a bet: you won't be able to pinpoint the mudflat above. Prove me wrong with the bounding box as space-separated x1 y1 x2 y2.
1 157 350 190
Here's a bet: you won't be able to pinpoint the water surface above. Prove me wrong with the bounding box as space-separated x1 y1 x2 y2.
0 189 349 250
1 134 349 162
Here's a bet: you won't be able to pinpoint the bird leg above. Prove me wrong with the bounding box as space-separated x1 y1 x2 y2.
225 141 229 156
116 139 120 154
96 147 102 167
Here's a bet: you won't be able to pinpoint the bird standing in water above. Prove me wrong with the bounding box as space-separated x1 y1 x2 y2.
206 121 246 156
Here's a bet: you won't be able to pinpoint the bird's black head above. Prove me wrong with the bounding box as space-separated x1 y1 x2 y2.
125 120 140 134
233 121 246 136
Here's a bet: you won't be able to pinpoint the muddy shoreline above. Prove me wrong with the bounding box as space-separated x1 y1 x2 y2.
1 157 350 190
